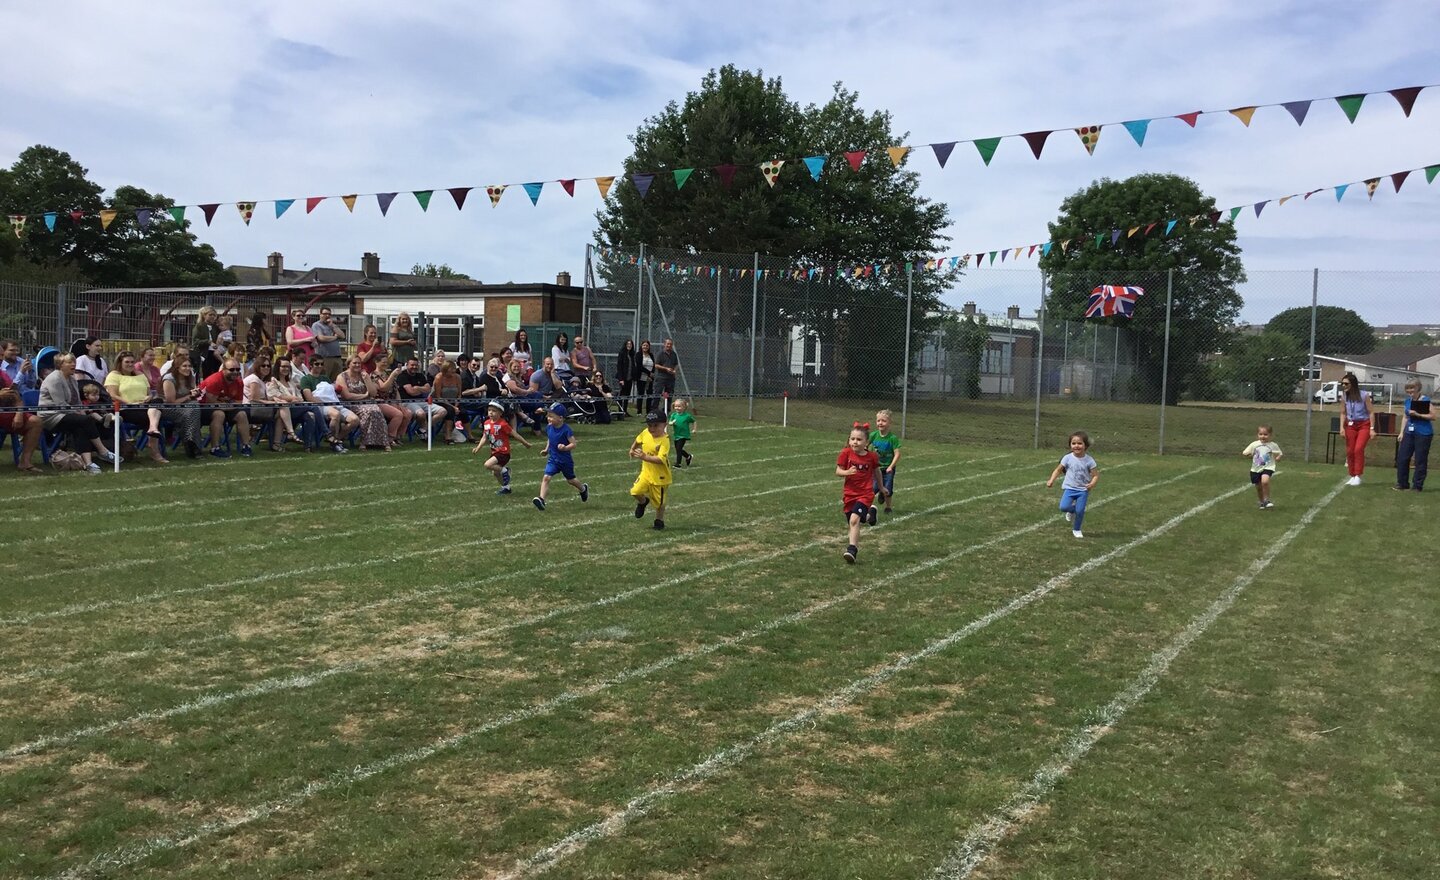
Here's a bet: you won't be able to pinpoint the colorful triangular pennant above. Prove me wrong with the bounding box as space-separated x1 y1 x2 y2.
44 212 56 232
759 160 784 188
1110 229 1122 245
1075 125 1102 155
340 194 358 213
1254 201 1268 217
1165 220 1177 236
672 168 693 190
237 202 255 225
1228 206 1242 222
486 185 506 207
522 182 544 205
1391 170 1411 193
931 142 956 168
1021 130 1052 159
168 206 185 225
885 146 910 167
68 210 82 226
448 187 471 210
1335 93 1366 123
973 137 1001 166
559 179 576 197
200 204 220 226
305 197 324 214
1229 106 1258 127
275 198 295 219
135 208 151 231
1176 111 1201 127
844 150 866 172
596 176 615 199
1364 178 1380 199
1427 166 1440 184
1389 86 1423 117
376 192 397 216
802 156 825 181
631 173 655 199
413 190 433 211
1334 183 1349 201
8 215 24 238
1122 119 1149 146
99 209 118 231
1282 100 1312 125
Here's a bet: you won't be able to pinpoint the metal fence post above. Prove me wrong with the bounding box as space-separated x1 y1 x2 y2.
1034 276 1046 449
1304 267 1319 461
1158 268 1174 454
636 243 645 345
713 273 721 397
900 262 913 439
747 253 758 420
56 283 68 348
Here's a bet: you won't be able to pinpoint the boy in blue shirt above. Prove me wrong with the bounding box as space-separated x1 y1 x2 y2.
534 403 589 510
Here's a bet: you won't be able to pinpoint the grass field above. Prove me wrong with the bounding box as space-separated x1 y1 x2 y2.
0 416 1435 879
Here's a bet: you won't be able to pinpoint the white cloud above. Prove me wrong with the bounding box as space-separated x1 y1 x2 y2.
2 0 1437 323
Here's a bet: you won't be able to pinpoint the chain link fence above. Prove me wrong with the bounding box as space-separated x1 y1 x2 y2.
585 246 1438 461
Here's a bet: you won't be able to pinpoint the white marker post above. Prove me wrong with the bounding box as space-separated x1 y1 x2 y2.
426 395 434 452
783 391 788 428
111 400 121 473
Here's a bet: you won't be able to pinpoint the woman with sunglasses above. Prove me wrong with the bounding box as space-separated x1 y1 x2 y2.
1339 371 1375 486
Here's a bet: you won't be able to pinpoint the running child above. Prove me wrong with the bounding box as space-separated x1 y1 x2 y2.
1046 431 1098 539
869 408 902 514
837 421 880 563
668 398 695 467
473 400 532 495
533 402 589 510
630 410 673 529
1242 425 1282 509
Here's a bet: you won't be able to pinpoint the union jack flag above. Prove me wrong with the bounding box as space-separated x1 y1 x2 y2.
1085 285 1144 318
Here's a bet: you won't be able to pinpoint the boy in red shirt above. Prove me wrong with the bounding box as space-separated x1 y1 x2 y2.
473 400 531 494
836 421 880 564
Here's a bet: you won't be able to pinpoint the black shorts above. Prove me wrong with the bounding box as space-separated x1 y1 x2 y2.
843 500 870 522
1249 469 1274 485
490 450 511 467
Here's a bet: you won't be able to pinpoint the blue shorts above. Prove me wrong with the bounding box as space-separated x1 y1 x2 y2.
873 467 895 496
545 459 576 480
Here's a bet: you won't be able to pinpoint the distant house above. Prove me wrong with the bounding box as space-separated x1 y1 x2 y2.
912 304 1041 396
1315 346 1440 397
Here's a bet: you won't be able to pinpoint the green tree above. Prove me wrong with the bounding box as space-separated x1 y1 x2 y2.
1264 305 1375 355
410 262 472 280
1220 331 1308 402
938 311 989 398
0 145 232 287
594 66 954 395
1038 173 1245 404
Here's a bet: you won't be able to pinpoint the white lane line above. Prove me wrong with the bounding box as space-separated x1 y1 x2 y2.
8 448 847 581
493 479 1246 880
0 457 967 628
39 465 1188 880
0 459 1040 758
4 458 1016 685
930 479 1346 879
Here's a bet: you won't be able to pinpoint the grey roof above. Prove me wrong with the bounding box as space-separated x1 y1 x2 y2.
1333 346 1440 368
227 264 475 288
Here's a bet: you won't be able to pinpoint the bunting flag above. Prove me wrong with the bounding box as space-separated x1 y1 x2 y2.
522 182 544 205
200 204 220 226
1391 86 1423 117
1165 220 1177 235
931 141 956 167
672 168 693 190
1229 106 1258 127
486 185 506 207
168 206 185 225
559 179 576 196
8 215 23 238
1122 119 1149 146
844 150 866 171
1041 242 1053 257
1144 222 1157 234
305 197 324 214
1334 183 1349 201
713 164 737 189
885 146 909 167
1278 195 1293 206
413 190 433 211
802 156 826 181
1428 165 1440 184
1391 170 1411 192
44 212 57 232
99 209 118 230
631 173 655 198
974 137 1001 165
596 176 615 199
1085 285 1144 319
1335 93 1366 123
236 202 256 226
1127 226 1140 238
1228 206 1242 222
135 208 152 231
1282 100 1312 125
448 187 471 210
1076 125 1102 154
759 160 784 188
340 194 358 213
376 192 398 216
1021 130 1051 159
1254 200 1268 217
1176 111 1201 127
275 198 295 219
68 210 82 226
1364 177 1380 199
1110 229 1122 245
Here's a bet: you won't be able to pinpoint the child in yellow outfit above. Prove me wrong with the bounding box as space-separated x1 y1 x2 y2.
629 410 673 530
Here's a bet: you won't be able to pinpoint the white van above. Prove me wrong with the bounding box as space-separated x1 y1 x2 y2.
1313 381 1341 404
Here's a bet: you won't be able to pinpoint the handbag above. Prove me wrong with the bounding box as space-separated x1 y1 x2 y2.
50 450 87 472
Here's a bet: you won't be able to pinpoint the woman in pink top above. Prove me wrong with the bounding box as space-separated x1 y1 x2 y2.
285 307 316 368
356 323 387 374
136 347 163 396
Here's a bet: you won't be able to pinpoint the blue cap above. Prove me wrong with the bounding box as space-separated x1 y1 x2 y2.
549 402 568 416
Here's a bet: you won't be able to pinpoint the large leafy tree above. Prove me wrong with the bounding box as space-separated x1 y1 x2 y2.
0 145 233 287
594 66 955 394
1038 173 1245 404
1265 305 1375 355
1220 330 1308 402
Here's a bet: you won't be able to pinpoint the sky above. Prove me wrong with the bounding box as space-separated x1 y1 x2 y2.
2 0 1438 325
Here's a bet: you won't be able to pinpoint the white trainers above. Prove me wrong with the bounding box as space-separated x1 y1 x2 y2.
1072 530 1084 539
1064 511 1074 523
1347 476 1361 486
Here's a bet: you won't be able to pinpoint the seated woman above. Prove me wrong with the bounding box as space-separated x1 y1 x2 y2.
266 358 324 449
242 359 295 452
160 356 204 458
105 351 169 464
0 368 43 474
334 356 393 450
371 364 413 445
431 359 465 443
136 346 163 397
40 353 118 474
502 357 542 432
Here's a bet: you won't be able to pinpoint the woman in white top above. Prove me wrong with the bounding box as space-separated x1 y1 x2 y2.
267 358 324 449
511 329 533 370
74 337 108 383
243 359 295 451
551 332 572 379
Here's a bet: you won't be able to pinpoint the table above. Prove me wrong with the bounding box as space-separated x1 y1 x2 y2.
1326 431 1399 465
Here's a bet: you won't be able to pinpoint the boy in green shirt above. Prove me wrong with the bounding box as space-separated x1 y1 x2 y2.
869 408 902 515
668 398 695 467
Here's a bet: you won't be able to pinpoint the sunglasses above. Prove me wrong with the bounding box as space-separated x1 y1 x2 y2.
226 368 241 374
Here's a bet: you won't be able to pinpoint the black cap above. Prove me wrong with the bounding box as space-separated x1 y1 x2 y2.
645 410 666 424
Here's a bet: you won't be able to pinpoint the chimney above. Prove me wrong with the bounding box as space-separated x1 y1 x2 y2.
1007 305 1021 320
266 252 283 285
962 301 977 317
362 252 380 279
556 271 572 287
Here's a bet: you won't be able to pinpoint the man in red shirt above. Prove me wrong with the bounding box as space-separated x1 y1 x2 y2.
0 369 43 474
197 357 254 458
